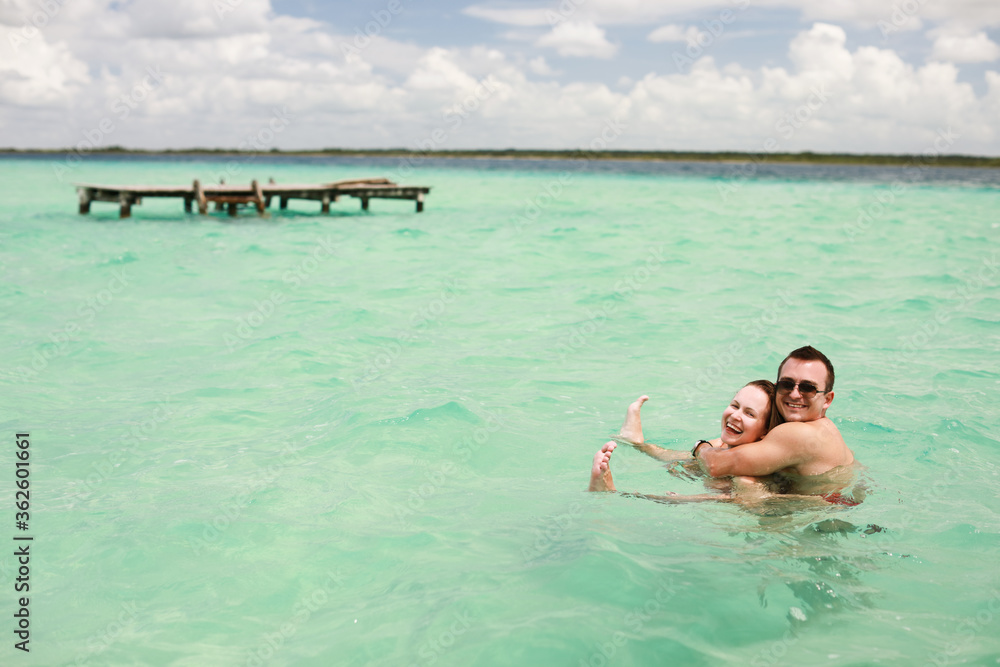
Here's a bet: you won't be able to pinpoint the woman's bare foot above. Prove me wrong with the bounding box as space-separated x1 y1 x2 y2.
618 395 648 444
589 442 617 492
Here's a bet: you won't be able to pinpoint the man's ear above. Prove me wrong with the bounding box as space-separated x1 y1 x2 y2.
823 390 834 412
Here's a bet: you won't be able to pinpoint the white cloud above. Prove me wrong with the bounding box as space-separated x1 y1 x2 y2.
929 29 1000 63
788 23 854 80
2 1 999 156
528 56 558 76
535 21 617 59
0 26 90 106
647 24 703 44
463 0 1000 30
405 47 481 92
461 5 553 27
144 0 272 38
616 23 989 153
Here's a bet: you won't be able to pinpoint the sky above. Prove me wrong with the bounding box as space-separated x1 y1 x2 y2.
1 0 999 155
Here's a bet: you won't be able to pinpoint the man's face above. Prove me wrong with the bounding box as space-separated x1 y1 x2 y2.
776 358 834 422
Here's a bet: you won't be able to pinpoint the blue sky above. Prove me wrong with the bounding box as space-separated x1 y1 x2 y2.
2 0 999 154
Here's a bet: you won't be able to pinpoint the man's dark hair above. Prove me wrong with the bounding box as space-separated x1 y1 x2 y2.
777 346 835 392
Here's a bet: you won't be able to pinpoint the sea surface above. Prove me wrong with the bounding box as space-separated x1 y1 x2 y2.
1 154 999 666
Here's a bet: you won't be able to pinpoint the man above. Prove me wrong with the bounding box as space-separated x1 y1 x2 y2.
695 346 856 496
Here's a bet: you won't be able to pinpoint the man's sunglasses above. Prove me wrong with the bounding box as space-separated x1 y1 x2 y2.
775 379 829 397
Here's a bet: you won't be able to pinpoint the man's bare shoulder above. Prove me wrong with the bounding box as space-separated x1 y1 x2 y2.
767 418 846 455
771 417 840 438
768 419 823 440
770 418 852 474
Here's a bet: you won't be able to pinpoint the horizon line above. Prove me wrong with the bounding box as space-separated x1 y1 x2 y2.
2 147 999 168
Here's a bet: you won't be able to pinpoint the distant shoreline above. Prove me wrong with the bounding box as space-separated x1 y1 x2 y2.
2 147 999 168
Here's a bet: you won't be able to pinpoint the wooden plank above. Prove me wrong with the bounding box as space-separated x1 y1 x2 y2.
75 184 193 196
209 196 257 204
321 177 393 188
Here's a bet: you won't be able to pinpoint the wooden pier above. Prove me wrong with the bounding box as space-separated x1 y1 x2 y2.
75 178 431 218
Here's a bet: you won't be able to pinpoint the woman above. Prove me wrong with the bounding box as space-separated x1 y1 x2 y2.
588 380 783 503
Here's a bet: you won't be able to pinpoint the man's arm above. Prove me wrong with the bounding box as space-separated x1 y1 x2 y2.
695 423 811 477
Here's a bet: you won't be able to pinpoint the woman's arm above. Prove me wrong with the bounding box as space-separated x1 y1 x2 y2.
620 439 693 463
617 395 706 463
622 491 733 504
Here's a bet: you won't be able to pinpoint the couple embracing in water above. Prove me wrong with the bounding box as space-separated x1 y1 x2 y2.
589 346 862 507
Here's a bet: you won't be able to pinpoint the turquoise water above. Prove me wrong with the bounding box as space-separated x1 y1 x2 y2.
1 154 999 666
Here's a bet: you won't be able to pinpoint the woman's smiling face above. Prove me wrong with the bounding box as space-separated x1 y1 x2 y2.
720 384 771 446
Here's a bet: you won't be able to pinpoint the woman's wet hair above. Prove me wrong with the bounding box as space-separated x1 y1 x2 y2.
743 379 779 433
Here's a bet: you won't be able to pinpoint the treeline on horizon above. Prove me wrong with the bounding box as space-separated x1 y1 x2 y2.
2 146 999 168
